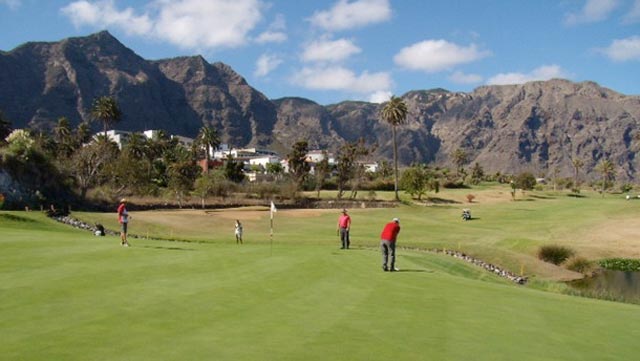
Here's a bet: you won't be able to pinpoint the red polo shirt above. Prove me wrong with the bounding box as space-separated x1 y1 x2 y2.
338 214 351 228
380 222 400 242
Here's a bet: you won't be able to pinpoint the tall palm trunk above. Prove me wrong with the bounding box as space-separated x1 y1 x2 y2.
392 126 399 201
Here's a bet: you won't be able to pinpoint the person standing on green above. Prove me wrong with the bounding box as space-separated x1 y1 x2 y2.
337 209 351 249
117 198 131 247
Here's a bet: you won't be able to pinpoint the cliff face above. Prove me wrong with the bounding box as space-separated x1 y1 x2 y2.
0 31 277 146
1 32 639 180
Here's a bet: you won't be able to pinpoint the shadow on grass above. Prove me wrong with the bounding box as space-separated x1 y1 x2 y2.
567 193 586 198
424 197 460 204
531 195 555 200
394 269 433 273
140 245 196 251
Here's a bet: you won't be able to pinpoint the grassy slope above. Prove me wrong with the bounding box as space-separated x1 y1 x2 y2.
1 212 639 360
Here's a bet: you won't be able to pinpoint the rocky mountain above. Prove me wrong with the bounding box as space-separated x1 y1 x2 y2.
0 31 277 147
1 32 640 180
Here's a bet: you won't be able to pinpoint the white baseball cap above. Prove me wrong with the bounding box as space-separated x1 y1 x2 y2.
392 217 400 223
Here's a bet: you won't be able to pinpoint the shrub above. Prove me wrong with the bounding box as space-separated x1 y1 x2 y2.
566 257 594 274
537 245 575 265
466 194 475 203
599 258 640 272
620 184 633 193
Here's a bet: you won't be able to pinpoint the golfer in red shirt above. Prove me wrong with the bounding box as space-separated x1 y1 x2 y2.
380 218 400 272
337 209 351 249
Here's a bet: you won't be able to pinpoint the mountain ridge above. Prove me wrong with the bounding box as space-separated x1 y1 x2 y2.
1 31 639 180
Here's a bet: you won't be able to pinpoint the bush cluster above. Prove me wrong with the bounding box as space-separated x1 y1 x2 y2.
565 257 594 274
599 258 640 272
537 245 575 265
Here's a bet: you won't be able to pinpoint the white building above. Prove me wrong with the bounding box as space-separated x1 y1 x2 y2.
95 130 131 149
249 155 281 168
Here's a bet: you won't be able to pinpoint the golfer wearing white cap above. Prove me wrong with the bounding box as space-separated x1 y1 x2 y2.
380 218 400 271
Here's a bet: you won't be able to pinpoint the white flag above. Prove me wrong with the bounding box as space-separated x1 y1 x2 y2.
270 201 277 219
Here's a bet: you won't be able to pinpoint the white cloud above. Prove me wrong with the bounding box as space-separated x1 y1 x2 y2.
623 0 640 23
291 66 392 93
309 0 391 31
255 31 287 44
564 0 619 25
0 0 20 9
449 71 483 84
61 0 153 36
61 0 265 50
368 90 392 103
254 53 283 77
487 65 568 85
153 0 263 49
301 38 361 63
255 13 287 44
394 40 490 73
598 36 640 61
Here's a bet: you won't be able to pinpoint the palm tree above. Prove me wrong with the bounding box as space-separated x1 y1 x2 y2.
53 117 73 156
597 158 615 196
197 125 220 174
380 95 408 201
124 132 147 160
91 96 122 138
75 122 92 146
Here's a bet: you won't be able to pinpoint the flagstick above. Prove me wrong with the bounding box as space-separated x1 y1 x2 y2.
270 217 273 256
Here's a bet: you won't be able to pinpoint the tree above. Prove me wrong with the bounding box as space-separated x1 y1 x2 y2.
314 151 331 198
124 132 148 160
266 162 284 179
75 122 92 146
193 173 221 208
71 136 119 199
597 158 615 196
400 164 440 200
53 117 74 157
470 162 484 185
196 125 220 174
167 147 202 207
91 96 122 137
453 148 468 177
288 140 310 190
224 154 245 183
571 158 584 192
400 165 428 200
377 160 393 179
380 95 408 201
515 172 537 193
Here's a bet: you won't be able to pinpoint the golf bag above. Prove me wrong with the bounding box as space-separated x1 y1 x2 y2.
95 223 105 236
461 209 471 221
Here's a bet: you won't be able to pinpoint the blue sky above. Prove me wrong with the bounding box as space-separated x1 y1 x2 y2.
1 0 639 105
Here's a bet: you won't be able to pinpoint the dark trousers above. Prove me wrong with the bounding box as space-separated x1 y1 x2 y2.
381 239 396 268
340 228 350 249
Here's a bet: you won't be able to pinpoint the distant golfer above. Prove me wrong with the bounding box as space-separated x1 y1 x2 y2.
380 218 401 272
337 209 351 249
235 219 243 244
117 198 131 247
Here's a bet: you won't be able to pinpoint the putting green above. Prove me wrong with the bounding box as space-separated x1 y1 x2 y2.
1 211 639 360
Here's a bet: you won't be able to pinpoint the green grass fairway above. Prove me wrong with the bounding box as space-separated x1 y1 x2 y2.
76 187 640 282
2 211 639 360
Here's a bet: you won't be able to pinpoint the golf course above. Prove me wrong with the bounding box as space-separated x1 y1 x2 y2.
2 186 640 360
